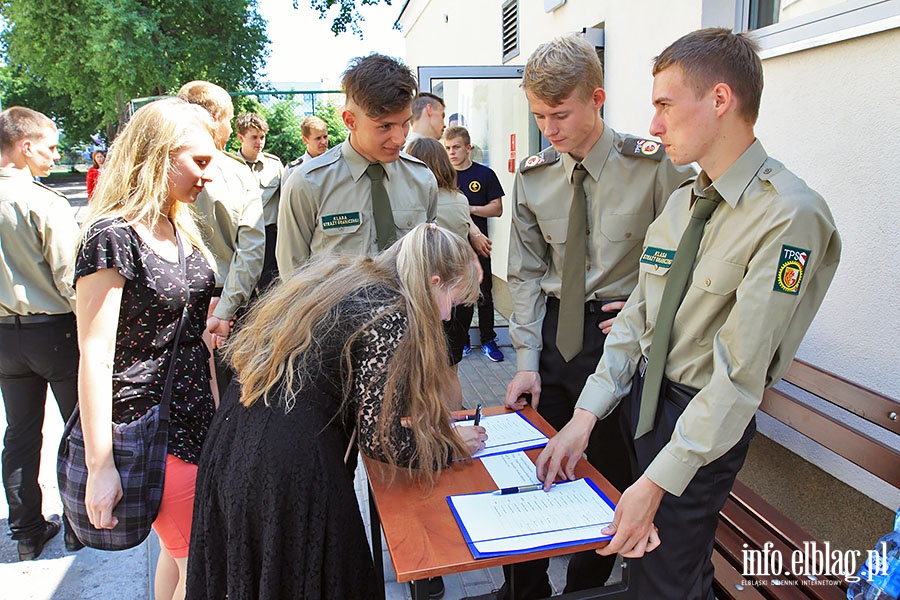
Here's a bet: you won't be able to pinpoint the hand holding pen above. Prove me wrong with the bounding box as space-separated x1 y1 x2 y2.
455 403 487 455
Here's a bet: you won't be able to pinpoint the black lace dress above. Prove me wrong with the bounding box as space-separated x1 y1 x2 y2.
186 286 434 600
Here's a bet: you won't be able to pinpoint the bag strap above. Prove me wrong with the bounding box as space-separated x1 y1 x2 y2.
158 229 191 422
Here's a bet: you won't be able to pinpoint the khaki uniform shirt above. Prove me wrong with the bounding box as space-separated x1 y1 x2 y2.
276 138 438 274
238 151 284 226
436 189 471 240
508 126 695 371
0 167 79 315
193 150 265 320
577 140 841 495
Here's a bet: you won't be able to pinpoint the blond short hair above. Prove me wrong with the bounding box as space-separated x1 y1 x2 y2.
177 80 233 121
522 34 603 105
301 115 327 137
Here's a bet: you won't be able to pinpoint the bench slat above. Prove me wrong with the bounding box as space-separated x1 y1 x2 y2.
712 549 768 599
785 359 900 435
760 387 900 489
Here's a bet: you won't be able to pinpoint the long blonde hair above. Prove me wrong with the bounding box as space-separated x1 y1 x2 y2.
80 98 215 259
228 223 480 482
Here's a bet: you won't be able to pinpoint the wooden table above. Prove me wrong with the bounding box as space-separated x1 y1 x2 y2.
363 405 634 599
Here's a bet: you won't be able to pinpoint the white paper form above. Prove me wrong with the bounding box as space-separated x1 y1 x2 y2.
480 451 542 489
456 412 549 458
447 479 616 558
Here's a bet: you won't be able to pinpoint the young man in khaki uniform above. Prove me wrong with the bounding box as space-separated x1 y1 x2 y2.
277 53 438 275
404 92 445 148
0 107 82 560
537 29 841 599
502 35 694 599
284 115 329 172
177 81 265 394
235 112 284 292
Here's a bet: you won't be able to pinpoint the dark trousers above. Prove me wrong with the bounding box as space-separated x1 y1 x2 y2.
622 370 756 600
502 299 632 599
0 315 79 539
256 223 279 294
477 255 496 343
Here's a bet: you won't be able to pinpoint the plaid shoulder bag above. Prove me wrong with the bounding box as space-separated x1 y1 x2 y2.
57 230 191 551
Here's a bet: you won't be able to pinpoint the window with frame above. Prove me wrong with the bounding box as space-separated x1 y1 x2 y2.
737 0 900 53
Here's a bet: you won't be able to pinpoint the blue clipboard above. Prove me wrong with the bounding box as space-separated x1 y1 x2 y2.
446 478 616 559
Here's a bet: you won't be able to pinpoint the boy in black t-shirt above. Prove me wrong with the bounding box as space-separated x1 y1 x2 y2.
444 126 505 361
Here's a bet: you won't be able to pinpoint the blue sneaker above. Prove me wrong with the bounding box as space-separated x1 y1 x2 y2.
481 340 504 362
461 345 472 358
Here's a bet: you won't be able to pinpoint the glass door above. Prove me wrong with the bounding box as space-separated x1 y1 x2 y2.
418 65 533 281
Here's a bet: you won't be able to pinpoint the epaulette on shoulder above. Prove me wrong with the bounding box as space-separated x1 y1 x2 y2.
33 180 66 198
262 151 281 162
304 146 341 172
221 150 247 164
398 150 427 167
286 156 304 170
519 147 560 173
618 136 666 161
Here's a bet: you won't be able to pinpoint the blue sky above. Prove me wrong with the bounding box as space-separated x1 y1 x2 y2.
259 0 406 85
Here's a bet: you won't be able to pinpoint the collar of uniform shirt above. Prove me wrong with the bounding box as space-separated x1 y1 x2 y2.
695 139 768 209
560 123 615 183
342 138 394 183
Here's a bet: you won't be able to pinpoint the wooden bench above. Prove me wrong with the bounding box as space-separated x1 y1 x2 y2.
713 358 900 599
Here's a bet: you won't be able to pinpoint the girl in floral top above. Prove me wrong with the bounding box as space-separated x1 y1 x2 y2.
74 98 217 600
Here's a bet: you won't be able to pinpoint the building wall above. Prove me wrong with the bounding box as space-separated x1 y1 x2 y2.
398 2 900 424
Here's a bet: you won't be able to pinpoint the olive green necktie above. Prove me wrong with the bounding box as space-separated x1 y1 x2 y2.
365 163 395 250
636 193 721 438
556 165 588 362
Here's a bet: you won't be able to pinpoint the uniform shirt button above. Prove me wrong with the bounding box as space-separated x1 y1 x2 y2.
705 278 712 287
763 167 772 174
547 235 552 241
407 220 413 227
654 264 659 270
625 232 632 239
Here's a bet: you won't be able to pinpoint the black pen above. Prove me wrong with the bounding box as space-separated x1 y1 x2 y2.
473 404 483 426
495 483 555 495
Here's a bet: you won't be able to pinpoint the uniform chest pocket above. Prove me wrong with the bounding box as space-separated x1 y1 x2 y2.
690 256 744 296
536 217 568 244
260 174 280 190
392 208 427 232
600 212 654 243
321 212 362 236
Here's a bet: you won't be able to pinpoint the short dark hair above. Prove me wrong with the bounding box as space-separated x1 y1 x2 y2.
342 54 418 118
235 113 269 135
443 126 471 147
0 106 55 153
411 92 444 122
653 28 763 124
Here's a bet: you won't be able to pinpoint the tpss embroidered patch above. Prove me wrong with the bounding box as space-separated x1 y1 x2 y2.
773 245 810 295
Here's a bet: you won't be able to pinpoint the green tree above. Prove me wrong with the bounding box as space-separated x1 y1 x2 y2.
298 0 396 36
0 0 269 140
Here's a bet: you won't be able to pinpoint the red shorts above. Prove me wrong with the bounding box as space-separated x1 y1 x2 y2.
152 454 197 559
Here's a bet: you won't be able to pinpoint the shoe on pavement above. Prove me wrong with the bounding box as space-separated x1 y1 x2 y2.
17 515 61 561
481 340 504 362
62 513 85 552
462 345 472 358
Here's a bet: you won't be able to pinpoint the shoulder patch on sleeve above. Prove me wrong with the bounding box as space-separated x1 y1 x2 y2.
619 136 666 161
519 147 560 173
33 180 66 198
773 245 811 295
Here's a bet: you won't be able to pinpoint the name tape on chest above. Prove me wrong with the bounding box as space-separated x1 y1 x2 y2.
321 212 361 230
773 245 810 295
640 247 675 269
